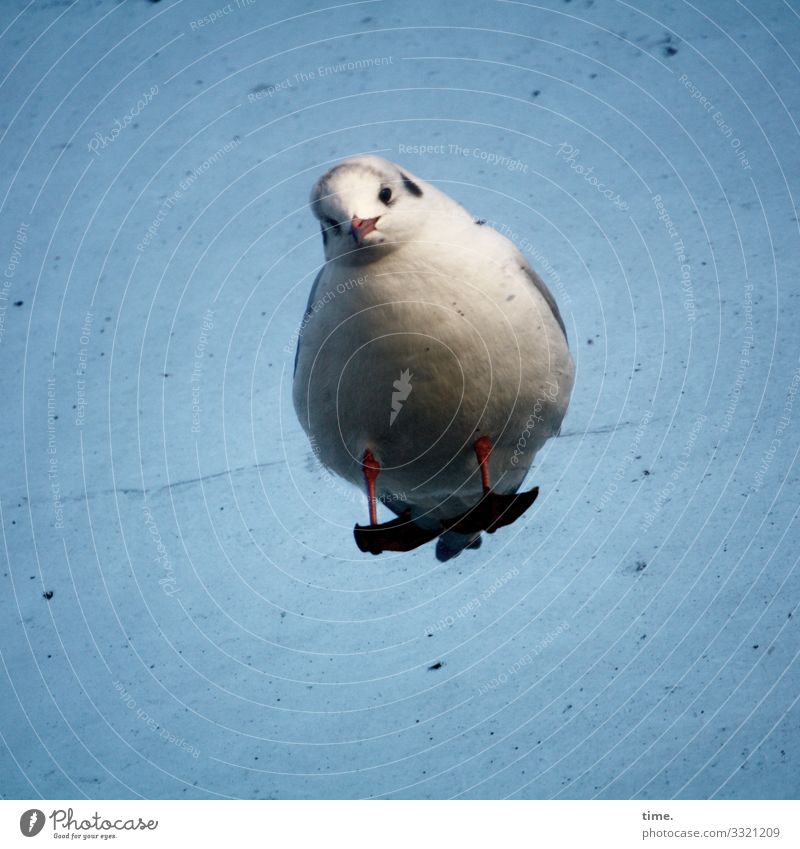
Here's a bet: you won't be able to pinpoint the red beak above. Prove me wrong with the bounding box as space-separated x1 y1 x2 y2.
351 215 380 242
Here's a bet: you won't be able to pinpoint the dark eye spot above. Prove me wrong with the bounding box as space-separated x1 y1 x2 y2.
324 217 340 234
378 186 392 204
400 173 423 197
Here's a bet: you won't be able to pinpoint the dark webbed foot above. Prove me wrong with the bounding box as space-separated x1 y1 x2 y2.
440 486 539 536
353 438 539 556
439 436 539 535
354 511 441 555
354 488 539 555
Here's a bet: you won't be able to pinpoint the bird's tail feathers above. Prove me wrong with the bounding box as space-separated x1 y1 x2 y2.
435 530 482 562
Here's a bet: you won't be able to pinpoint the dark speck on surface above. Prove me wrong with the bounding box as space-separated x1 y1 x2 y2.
13 300 23 307
531 89 541 97
660 34 679 57
43 590 53 600
428 661 444 671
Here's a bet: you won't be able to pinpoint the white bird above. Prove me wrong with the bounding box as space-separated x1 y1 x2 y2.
293 155 574 560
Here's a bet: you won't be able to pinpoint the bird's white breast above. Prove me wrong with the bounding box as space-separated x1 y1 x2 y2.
293 225 573 517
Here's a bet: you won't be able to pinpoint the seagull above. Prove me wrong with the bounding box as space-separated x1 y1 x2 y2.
293 155 574 560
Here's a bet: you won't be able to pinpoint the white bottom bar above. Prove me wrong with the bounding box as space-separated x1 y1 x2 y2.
2 800 797 847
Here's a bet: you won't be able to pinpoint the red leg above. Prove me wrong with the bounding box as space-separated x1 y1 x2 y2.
474 436 493 493
353 436 538 554
355 447 443 554
439 434 538 535
362 449 380 526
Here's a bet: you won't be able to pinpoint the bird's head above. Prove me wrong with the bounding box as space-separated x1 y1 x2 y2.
310 156 428 263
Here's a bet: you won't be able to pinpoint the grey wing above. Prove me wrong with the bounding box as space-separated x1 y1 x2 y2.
519 261 568 343
293 266 325 376
488 223 569 343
